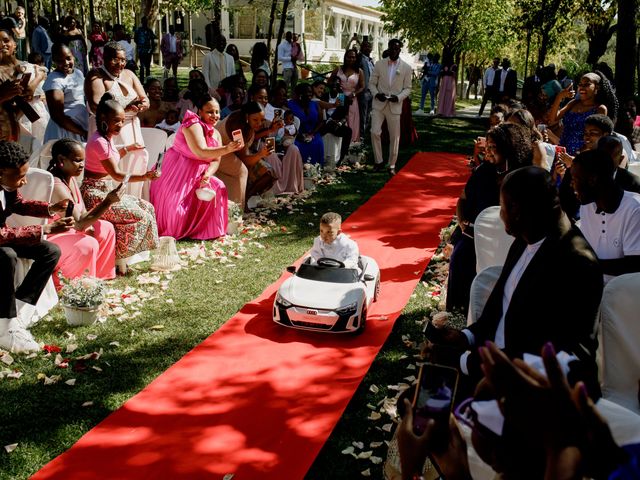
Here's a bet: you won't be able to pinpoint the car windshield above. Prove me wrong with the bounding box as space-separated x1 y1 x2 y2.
296 264 359 283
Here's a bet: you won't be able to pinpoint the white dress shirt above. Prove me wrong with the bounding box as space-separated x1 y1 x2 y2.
499 68 510 92
309 233 359 269
277 41 293 69
387 59 399 85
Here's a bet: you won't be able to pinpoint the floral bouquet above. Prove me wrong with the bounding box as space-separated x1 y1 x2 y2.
228 200 243 222
303 162 322 179
60 275 105 309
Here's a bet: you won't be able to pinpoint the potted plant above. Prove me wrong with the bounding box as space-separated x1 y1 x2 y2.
347 142 367 165
303 162 322 190
227 200 243 235
60 275 105 326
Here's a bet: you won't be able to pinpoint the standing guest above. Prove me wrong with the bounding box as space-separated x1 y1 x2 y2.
478 57 500 117
150 95 242 239
12 7 26 61
82 93 158 275
114 26 136 71
549 71 617 155
358 39 374 135
47 139 118 282
85 41 150 198
436 59 457 117
250 41 271 77
133 17 155 84
496 58 517 103
0 141 71 353
277 31 296 94
43 43 89 142
288 82 324 165
138 77 170 127
415 53 432 115
369 38 412 175
226 43 246 81
59 16 88 75
521 65 543 109
31 16 53 70
251 68 270 91
160 26 183 79
330 49 364 144
202 34 234 91
572 149 640 283
465 64 481 99
88 21 108 69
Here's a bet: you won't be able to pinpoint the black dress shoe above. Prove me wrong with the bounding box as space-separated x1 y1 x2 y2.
389 166 396 176
373 162 384 172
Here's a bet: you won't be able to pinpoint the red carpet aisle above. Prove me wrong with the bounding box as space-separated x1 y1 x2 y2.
33 153 469 480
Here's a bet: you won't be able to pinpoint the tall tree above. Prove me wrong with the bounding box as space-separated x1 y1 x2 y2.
615 0 638 99
581 0 617 67
272 0 291 85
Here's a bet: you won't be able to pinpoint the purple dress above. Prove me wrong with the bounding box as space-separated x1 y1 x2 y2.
150 110 228 240
560 107 598 155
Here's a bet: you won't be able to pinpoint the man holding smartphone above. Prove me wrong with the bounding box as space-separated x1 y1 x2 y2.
369 39 412 175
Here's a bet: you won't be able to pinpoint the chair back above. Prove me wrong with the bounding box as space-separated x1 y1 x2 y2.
474 206 514 272
628 162 640 178
165 132 176 150
600 273 640 414
467 265 502 326
141 127 168 169
7 168 54 228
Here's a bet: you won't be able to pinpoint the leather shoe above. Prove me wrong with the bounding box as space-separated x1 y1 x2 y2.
389 167 396 176
373 162 384 172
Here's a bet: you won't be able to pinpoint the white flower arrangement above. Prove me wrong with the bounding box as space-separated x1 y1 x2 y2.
303 162 322 179
61 275 106 309
228 201 243 221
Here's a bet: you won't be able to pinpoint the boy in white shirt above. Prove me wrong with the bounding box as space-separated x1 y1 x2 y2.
309 212 359 268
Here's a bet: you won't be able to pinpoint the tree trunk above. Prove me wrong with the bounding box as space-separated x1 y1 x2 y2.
267 0 278 56
140 0 159 26
615 0 637 99
586 22 616 67
536 30 550 66
272 0 290 85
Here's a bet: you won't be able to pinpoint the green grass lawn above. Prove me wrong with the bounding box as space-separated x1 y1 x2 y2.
0 105 483 479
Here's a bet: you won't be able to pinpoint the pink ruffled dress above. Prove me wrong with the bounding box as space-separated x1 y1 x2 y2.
150 110 228 240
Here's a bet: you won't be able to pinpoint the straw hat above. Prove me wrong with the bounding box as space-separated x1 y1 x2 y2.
150 236 182 271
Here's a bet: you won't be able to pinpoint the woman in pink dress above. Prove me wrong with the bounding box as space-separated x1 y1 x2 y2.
436 63 458 117
150 94 242 239
330 49 364 144
46 139 119 285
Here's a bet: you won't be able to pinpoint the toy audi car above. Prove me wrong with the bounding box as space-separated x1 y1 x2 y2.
273 256 380 333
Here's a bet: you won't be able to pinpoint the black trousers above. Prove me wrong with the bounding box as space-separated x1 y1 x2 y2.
0 240 60 318
478 86 496 116
138 52 153 83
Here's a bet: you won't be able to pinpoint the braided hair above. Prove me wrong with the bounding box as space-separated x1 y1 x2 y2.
587 71 618 122
47 138 82 179
95 93 123 137
0 140 28 169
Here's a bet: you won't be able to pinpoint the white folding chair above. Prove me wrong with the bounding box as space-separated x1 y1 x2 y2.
474 206 514 273
140 128 167 201
600 273 640 414
165 132 176 150
467 265 502 326
6 168 59 319
628 162 640 178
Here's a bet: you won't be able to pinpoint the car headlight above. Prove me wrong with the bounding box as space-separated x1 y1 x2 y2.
336 302 358 315
276 293 292 308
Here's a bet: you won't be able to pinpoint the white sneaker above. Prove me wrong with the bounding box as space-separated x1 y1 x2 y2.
0 327 39 353
429 110 435 115
16 300 38 329
414 109 425 116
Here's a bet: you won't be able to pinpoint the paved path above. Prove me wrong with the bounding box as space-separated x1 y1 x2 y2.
413 103 483 119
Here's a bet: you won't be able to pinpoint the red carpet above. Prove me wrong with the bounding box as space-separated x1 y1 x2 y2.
33 153 469 480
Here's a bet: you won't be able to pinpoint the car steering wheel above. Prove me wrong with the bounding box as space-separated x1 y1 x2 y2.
317 257 345 268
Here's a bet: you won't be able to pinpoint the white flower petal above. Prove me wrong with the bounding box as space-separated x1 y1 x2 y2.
4 443 18 453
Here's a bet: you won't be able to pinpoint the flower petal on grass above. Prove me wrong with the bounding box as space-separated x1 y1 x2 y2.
361 469 371 477
149 325 164 331
369 384 379 394
352 441 364 449
4 443 18 453
65 378 76 386
1 353 14 365
81 401 93 407
368 412 382 421
223 475 234 480
382 423 393 432
370 456 383 465
369 442 384 448
86 334 98 341
341 446 355 455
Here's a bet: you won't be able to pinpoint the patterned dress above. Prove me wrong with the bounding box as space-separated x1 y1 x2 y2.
81 131 158 261
560 106 598 155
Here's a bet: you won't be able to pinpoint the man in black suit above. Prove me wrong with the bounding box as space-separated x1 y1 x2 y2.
425 166 603 393
497 58 518 102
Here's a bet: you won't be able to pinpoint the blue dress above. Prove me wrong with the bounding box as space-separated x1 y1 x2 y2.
287 99 324 165
559 106 597 155
43 69 88 143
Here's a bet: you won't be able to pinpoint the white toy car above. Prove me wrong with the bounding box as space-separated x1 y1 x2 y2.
273 256 380 333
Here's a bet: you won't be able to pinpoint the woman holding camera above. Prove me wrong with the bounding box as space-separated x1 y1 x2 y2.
329 49 364 144
150 94 242 240
85 41 150 198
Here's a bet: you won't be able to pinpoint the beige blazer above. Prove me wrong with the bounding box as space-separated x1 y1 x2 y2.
369 58 413 115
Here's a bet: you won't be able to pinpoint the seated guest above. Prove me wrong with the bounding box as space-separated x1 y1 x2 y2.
176 77 209 120
446 123 533 314
309 212 359 269
162 76 179 105
82 93 159 275
280 110 297 148
220 85 245 120
598 135 640 193
43 43 89 142
47 139 118 282
572 149 640 282
155 108 180 135
250 68 270 92
216 101 277 207
505 108 554 170
138 77 170 127
150 95 241 240
430 166 602 394
0 141 71 353
288 83 324 165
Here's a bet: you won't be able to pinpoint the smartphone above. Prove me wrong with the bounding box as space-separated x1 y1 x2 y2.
155 152 165 174
412 363 459 435
537 124 547 134
273 109 283 121
19 72 31 89
337 93 345 104
65 200 74 217
265 137 275 152
232 129 244 147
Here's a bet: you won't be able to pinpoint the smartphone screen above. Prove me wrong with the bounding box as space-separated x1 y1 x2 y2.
232 129 244 147
65 200 74 217
274 109 282 120
19 72 32 89
412 363 459 435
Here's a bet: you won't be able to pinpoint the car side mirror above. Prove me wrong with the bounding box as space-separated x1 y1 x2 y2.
286 266 296 274
363 274 375 281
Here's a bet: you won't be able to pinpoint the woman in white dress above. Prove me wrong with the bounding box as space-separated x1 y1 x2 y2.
84 41 149 198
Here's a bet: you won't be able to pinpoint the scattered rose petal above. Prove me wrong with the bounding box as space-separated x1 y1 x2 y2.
6 370 22 379
66 344 78 353
65 378 76 386
81 401 93 407
1 353 14 365
368 412 382 421
109 341 120 347
406 364 416 370
370 442 384 448
361 469 371 477
149 325 164 331
4 443 17 453
165 299 174 304
369 384 379 394
341 446 355 455
86 334 97 341
223 475 234 480
352 441 364 449
358 450 373 459
92 366 103 372
370 456 383 464
382 423 393 432
25 352 38 359
43 344 61 354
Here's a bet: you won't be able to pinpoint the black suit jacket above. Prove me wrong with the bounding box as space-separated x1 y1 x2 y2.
466 222 603 379
503 69 518 99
